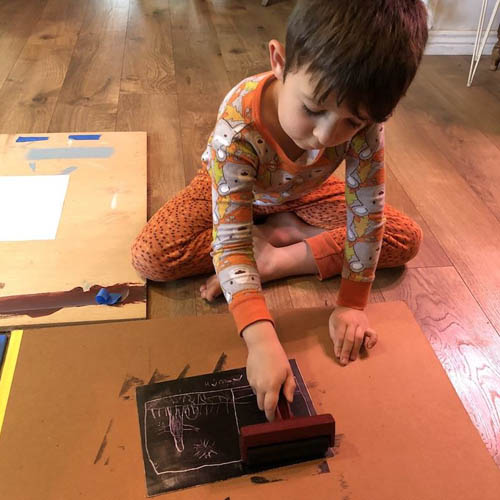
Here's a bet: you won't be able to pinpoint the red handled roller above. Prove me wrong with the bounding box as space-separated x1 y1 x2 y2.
240 393 335 467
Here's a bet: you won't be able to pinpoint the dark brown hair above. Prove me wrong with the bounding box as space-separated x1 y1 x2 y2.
284 0 428 122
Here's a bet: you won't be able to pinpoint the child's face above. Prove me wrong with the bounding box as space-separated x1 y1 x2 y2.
277 66 370 150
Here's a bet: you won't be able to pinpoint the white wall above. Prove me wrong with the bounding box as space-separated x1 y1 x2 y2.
425 0 500 54
432 0 499 30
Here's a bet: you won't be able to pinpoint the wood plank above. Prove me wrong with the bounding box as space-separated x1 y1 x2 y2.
149 279 197 319
235 0 292 41
288 275 385 309
386 99 500 333
218 2 271 76
177 91 223 184
116 93 185 213
263 279 294 310
0 0 88 133
171 27 231 96
169 0 232 96
169 0 215 33
378 266 500 466
207 0 291 85
48 0 130 132
116 93 187 318
288 276 341 309
120 0 176 95
0 0 48 90
417 55 500 151
212 31 254 87
398 64 500 222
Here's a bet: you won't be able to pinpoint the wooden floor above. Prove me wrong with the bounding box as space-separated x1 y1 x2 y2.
1 0 500 467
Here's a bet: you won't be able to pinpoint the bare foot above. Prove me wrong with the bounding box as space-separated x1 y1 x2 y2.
200 230 278 302
200 213 323 302
256 212 324 246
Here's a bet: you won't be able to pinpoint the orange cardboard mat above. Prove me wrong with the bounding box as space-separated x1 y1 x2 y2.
0 301 498 499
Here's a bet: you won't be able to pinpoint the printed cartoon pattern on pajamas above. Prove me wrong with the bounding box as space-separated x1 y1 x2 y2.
203 72 386 333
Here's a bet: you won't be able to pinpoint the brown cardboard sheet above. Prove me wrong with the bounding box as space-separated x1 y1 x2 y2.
0 301 498 499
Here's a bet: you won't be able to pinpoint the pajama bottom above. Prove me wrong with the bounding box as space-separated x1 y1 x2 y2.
131 169 422 282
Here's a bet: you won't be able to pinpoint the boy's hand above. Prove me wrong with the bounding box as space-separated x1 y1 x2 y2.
242 320 296 421
329 306 377 365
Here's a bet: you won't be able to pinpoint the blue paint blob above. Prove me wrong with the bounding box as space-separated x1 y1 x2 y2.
29 162 36 172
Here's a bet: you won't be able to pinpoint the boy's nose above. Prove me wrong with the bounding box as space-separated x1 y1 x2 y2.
314 131 336 148
314 120 339 147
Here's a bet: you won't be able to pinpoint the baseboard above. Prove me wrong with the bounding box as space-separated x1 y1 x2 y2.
425 30 498 55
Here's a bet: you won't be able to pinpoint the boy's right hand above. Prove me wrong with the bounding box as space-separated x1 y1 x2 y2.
242 320 296 421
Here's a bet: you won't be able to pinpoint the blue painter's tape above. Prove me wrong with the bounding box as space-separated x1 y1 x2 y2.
0 335 7 367
16 136 49 143
95 288 122 305
68 134 101 141
26 147 114 161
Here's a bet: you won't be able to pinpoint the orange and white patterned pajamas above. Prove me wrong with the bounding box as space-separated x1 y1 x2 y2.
132 72 422 333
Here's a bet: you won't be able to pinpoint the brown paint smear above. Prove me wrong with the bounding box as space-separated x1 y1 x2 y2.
148 369 170 385
118 374 144 398
0 283 146 318
93 419 114 465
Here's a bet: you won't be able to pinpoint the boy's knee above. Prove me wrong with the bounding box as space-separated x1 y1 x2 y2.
399 216 423 263
131 234 176 282
382 213 423 268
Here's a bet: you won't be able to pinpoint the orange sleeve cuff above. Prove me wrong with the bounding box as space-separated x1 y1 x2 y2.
305 232 343 280
229 293 275 336
336 278 372 310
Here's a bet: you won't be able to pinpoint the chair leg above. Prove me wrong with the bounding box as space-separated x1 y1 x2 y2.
468 0 488 86
468 0 500 85
261 0 270 6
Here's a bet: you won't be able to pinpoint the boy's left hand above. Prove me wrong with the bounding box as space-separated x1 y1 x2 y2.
329 306 377 365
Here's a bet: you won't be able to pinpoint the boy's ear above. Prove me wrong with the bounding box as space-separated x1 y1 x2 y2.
268 40 286 81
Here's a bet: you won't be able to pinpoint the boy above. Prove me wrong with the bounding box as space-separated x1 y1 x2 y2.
132 0 428 421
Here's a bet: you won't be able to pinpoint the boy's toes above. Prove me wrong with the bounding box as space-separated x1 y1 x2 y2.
201 275 222 301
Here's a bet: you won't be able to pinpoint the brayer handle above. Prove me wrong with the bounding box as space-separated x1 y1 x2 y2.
277 392 292 420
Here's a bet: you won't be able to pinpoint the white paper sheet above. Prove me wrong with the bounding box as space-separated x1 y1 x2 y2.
0 175 70 241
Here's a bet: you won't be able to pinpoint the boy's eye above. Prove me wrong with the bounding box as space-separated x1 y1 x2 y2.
303 104 324 117
303 104 362 128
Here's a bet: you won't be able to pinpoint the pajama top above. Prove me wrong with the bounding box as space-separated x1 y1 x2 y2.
202 71 386 334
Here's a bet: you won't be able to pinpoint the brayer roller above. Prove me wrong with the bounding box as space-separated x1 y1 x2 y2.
240 393 335 467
